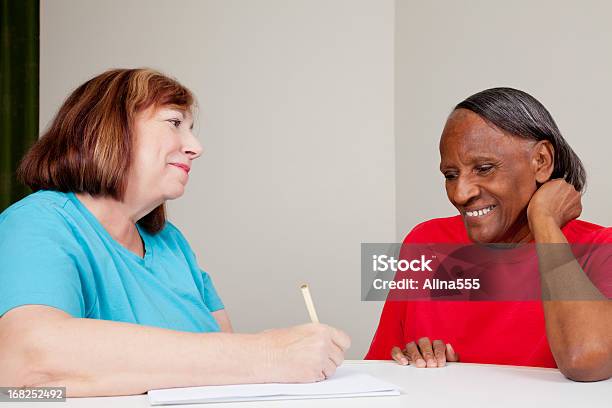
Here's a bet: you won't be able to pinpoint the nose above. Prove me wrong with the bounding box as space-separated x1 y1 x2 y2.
450 175 480 207
183 130 203 160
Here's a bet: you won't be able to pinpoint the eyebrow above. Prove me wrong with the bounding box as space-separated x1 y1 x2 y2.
440 155 499 171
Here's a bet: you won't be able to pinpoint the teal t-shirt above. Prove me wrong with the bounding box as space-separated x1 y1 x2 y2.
0 190 223 332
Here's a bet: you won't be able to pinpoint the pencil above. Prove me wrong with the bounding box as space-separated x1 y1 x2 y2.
300 284 320 323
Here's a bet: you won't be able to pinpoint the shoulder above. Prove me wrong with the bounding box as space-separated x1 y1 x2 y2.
0 190 72 230
149 220 197 256
155 220 187 242
563 219 612 243
402 215 469 244
0 191 82 260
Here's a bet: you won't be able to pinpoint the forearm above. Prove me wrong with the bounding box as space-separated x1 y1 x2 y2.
533 219 604 300
532 218 612 381
212 309 234 332
1 309 267 396
542 300 612 381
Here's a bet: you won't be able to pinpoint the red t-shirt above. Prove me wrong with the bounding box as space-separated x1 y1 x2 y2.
364 215 612 367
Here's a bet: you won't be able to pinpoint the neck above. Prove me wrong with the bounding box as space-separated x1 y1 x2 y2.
501 213 534 244
75 192 156 250
509 228 534 244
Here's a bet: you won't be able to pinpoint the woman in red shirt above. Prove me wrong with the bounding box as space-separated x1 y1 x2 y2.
365 88 611 381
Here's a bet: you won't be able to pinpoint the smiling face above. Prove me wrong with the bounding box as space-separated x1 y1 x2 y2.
128 105 202 206
439 109 543 243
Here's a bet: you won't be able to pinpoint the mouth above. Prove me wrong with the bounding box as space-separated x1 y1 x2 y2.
169 163 190 174
463 205 496 218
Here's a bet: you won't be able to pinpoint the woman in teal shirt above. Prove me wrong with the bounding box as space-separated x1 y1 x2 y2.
0 190 225 332
0 68 350 396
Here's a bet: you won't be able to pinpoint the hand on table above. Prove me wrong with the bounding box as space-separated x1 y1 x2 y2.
391 337 458 368
259 323 351 383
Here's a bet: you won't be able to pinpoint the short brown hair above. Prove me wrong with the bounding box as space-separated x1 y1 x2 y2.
17 68 195 234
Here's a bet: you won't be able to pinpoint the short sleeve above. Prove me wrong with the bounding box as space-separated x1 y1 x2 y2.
200 269 224 312
579 228 612 299
162 222 225 313
0 204 85 317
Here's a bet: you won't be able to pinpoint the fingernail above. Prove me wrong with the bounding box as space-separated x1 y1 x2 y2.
400 358 408 365
416 359 426 368
427 359 437 367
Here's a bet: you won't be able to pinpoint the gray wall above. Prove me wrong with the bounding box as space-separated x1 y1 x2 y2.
40 0 394 358
41 0 612 359
396 0 612 240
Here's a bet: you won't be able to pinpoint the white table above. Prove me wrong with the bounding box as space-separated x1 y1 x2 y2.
9 360 611 408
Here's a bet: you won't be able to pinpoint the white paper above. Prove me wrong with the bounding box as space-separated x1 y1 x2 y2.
148 367 401 405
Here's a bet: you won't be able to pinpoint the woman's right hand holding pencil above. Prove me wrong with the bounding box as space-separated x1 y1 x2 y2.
252 283 350 384
256 323 351 383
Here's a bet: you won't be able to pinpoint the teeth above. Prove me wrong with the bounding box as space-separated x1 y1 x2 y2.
465 205 495 217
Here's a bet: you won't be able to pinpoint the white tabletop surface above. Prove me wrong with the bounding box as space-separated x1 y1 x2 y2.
8 360 612 408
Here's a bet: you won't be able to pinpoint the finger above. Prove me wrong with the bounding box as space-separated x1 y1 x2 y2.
391 346 408 365
446 343 459 362
405 341 426 368
417 337 437 367
322 359 337 379
328 344 344 367
330 327 351 351
432 340 447 367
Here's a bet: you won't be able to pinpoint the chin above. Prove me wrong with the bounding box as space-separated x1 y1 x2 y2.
164 186 186 201
466 227 499 244
468 234 486 244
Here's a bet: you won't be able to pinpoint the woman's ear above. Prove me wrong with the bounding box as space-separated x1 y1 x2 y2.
532 140 554 184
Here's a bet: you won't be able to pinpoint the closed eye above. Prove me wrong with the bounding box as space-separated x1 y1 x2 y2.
475 164 494 175
443 172 458 181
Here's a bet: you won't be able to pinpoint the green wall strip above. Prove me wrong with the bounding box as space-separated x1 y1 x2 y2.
0 0 39 211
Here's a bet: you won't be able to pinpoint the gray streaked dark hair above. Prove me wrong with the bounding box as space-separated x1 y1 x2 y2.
455 87 586 192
